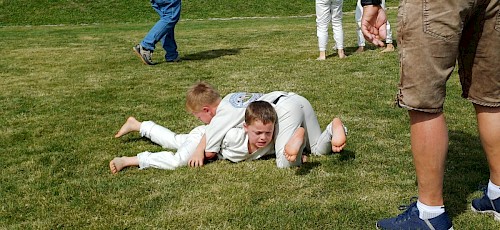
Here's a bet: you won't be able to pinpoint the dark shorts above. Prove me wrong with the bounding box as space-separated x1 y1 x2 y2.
396 0 500 112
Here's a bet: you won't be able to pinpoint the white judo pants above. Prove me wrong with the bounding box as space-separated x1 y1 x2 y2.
136 121 206 170
273 94 340 168
316 0 344 51
355 0 393 47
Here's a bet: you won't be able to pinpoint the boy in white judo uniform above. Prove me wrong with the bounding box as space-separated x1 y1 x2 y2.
187 82 348 168
109 100 277 173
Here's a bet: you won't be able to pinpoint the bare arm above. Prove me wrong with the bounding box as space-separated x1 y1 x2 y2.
188 135 207 167
188 135 217 167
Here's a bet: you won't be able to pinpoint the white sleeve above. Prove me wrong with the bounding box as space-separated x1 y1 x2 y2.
220 128 275 163
205 92 262 153
219 128 249 162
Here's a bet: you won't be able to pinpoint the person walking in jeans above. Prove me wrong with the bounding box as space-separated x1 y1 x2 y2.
133 0 181 65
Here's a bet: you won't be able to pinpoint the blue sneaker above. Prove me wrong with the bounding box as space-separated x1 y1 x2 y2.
376 198 453 230
471 189 500 221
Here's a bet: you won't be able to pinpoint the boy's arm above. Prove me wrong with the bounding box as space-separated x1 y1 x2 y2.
188 134 207 167
188 134 218 167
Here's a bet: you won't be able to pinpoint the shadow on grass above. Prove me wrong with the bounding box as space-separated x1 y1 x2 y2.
296 161 321 175
296 149 355 175
443 130 489 219
180 48 245 61
338 149 356 162
340 41 399 57
117 136 144 143
343 45 378 55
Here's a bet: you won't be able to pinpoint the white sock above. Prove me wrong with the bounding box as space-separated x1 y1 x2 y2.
487 180 500 200
417 200 445 220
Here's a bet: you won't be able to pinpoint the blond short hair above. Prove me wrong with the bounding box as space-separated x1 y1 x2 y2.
245 101 277 126
186 81 221 112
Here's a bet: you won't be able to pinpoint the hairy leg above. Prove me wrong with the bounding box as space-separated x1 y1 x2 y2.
410 111 448 206
109 156 140 174
475 105 500 184
115 117 142 138
331 118 347 152
284 127 305 162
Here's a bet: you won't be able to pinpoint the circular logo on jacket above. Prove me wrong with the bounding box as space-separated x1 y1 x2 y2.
229 92 263 108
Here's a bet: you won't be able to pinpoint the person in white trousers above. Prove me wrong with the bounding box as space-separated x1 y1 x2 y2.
109 117 207 173
316 0 346 60
109 100 347 173
272 93 348 164
355 0 394 53
188 91 348 168
109 106 276 173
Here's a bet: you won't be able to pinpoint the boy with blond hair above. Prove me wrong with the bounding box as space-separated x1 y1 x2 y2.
187 82 348 168
110 81 348 173
110 100 277 173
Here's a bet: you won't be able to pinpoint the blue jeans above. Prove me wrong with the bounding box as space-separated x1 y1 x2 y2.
141 0 181 61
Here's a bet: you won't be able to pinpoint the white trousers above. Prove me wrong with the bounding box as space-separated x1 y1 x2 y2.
273 94 340 168
355 0 393 47
316 0 344 51
137 121 206 170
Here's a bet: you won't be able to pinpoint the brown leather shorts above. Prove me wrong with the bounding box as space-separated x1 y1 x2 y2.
396 0 500 112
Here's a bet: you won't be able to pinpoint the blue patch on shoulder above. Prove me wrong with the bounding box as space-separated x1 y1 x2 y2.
229 92 263 108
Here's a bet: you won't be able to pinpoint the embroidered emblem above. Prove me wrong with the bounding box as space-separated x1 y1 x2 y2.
229 92 263 108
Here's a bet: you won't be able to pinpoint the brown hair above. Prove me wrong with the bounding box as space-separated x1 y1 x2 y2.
185 82 221 112
245 101 277 126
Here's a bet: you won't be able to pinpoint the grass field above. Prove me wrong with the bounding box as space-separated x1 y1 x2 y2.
1 1 498 229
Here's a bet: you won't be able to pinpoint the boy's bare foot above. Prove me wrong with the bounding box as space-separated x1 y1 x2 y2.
284 127 305 162
338 49 346 59
109 156 139 174
109 157 126 174
381 43 395 53
331 118 347 152
355 46 364 53
301 154 308 163
317 51 326 61
115 117 141 138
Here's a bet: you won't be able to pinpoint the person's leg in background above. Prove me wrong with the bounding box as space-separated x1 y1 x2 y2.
355 0 365 53
330 0 345 58
316 0 331 60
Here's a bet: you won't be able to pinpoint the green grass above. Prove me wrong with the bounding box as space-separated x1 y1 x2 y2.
1 1 498 229
0 0 372 26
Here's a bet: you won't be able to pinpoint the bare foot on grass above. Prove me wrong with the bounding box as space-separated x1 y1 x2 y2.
355 46 364 53
301 154 308 163
284 127 305 162
115 117 141 138
317 51 326 61
338 49 346 59
109 156 139 174
381 43 395 53
331 118 347 152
